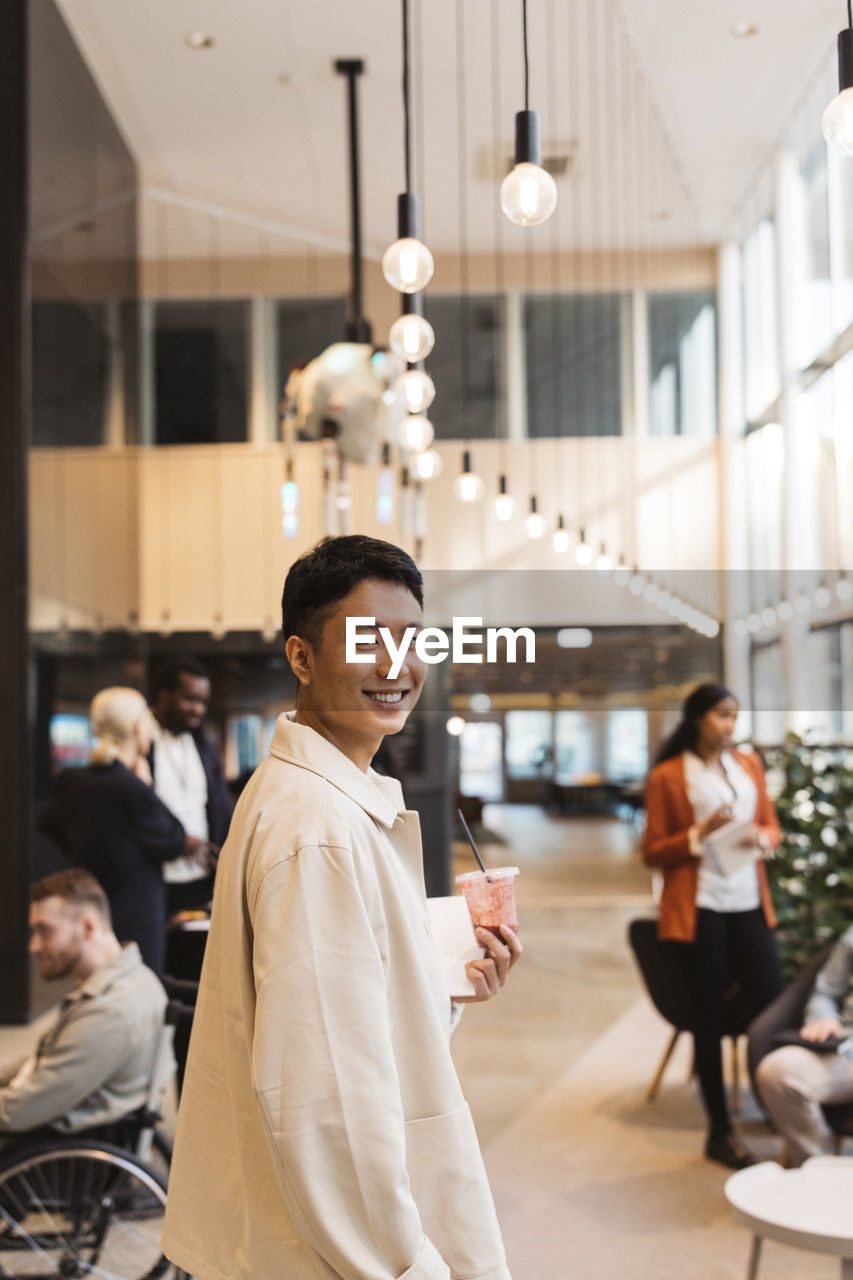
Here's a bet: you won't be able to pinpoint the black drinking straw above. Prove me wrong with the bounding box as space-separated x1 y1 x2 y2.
457 809 491 879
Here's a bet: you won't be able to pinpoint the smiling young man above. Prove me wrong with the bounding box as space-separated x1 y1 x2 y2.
163 535 520 1280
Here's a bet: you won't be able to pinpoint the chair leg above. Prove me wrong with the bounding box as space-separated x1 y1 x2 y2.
647 1028 681 1102
730 1037 741 1116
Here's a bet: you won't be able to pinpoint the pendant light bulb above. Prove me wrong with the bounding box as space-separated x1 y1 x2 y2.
552 514 569 554
453 450 484 503
495 474 514 521
501 111 558 227
411 448 443 480
501 162 558 227
397 414 435 452
823 27 853 154
389 313 435 363
595 544 612 573
575 528 593 567
526 495 544 539
383 237 434 293
395 369 435 414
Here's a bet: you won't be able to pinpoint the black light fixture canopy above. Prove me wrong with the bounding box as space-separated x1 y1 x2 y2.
823 0 853 153
499 0 557 226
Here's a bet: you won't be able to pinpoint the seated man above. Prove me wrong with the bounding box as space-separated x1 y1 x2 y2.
756 923 853 1165
0 868 171 1144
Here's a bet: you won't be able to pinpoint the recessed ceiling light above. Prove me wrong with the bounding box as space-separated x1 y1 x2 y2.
185 31 215 50
730 21 759 38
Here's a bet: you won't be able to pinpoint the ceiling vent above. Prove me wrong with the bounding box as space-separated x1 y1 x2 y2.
476 139 582 183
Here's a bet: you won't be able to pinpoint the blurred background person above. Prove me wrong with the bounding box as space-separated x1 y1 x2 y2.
39 686 191 973
0 869 170 1145
149 656 233 913
756 922 853 1165
642 682 784 1168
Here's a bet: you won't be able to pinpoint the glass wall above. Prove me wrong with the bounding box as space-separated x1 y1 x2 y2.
742 218 779 420
276 297 347 401
797 142 834 366
153 299 250 444
648 291 717 437
423 295 500 439
525 294 623 437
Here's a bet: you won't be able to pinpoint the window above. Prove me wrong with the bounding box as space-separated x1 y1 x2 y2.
798 142 834 366
648 292 717 437
742 219 780 419
525 294 623 437
750 640 785 745
554 710 597 781
153 300 249 444
830 148 853 332
804 627 843 739
276 298 348 414
459 721 503 801
422 295 500 439
505 710 553 779
606 708 648 780
31 302 110 446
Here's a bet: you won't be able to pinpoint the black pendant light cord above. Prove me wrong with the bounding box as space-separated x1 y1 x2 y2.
402 0 412 193
849 0 852 29
522 0 530 111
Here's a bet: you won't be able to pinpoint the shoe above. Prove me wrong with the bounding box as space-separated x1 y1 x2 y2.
704 1133 756 1169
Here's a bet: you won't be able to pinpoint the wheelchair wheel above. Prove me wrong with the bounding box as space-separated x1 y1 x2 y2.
0 1139 183 1279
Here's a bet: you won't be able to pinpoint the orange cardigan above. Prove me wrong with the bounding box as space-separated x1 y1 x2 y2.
642 750 780 942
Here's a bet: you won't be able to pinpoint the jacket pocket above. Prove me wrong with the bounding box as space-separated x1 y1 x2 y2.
404 1104 506 1279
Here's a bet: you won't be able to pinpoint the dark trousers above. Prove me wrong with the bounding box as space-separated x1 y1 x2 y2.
674 906 783 1137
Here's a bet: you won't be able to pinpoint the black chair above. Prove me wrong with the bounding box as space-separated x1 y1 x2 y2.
628 917 751 1105
747 948 853 1147
162 976 199 1099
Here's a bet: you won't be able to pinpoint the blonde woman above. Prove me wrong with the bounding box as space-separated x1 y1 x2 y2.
39 687 189 973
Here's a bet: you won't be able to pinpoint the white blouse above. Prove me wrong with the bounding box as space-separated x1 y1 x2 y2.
684 750 761 913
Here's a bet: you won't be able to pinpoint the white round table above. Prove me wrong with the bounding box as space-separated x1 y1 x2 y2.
726 1156 853 1279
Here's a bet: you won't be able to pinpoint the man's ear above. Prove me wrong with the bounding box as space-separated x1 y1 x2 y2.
285 634 314 688
80 910 98 941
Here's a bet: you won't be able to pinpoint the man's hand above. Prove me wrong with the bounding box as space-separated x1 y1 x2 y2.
457 925 523 1004
800 1017 845 1042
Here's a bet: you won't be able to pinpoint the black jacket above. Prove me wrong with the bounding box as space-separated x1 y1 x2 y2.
38 762 186 973
149 729 234 848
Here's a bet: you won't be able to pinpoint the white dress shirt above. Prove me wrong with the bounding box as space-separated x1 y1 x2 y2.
684 749 761 913
152 722 209 884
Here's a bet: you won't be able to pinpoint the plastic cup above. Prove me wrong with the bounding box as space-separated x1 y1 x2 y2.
455 867 520 936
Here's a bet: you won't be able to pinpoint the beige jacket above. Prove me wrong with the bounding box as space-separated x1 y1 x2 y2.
162 715 511 1280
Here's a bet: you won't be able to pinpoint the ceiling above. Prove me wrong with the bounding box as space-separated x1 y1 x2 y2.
54 0 841 259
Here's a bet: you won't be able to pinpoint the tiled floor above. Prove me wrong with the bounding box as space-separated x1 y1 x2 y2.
451 804 654 1143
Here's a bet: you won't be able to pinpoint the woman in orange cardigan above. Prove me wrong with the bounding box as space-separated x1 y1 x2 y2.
643 682 783 1169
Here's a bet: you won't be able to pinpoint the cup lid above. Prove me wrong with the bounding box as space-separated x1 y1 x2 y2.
455 867 520 883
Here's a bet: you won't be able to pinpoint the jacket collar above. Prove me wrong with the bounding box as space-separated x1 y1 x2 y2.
268 713 405 830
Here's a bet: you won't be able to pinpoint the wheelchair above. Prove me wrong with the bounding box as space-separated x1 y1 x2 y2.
0 991 194 1280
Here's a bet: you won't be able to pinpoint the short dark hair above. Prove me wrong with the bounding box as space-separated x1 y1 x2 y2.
151 655 209 698
281 535 423 645
31 869 112 926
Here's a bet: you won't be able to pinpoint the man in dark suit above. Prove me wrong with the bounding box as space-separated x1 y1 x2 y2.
149 656 234 914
